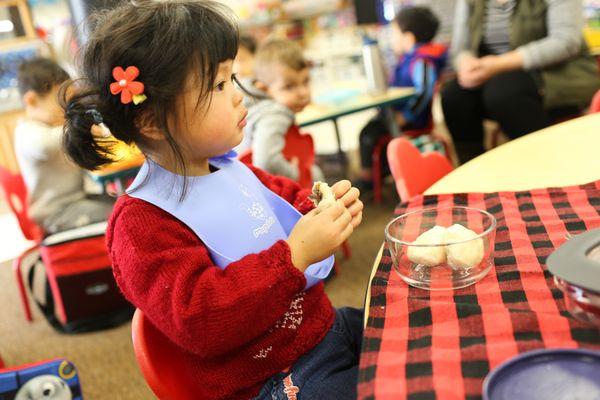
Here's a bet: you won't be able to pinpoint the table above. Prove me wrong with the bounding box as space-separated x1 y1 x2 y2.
88 142 144 194
426 113 600 195
296 87 414 166
366 113 600 321
360 114 600 399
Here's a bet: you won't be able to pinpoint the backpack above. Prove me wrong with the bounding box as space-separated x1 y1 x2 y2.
27 222 133 334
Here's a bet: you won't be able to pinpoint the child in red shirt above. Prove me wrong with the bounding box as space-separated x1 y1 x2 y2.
61 1 364 399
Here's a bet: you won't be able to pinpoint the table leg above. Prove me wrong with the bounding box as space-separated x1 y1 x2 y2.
382 107 401 138
332 118 348 172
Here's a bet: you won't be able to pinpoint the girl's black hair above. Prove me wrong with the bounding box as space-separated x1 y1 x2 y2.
61 0 240 180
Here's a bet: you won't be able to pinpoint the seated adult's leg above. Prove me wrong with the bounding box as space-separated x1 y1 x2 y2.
482 70 549 140
441 79 485 163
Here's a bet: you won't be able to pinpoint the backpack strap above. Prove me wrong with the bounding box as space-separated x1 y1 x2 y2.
26 257 66 332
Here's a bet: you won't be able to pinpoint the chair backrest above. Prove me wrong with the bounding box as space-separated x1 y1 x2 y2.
386 137 453 202
0 166 42 242
238 148 253 164
590 89 600 114
238 126 315 188
131 309 201 400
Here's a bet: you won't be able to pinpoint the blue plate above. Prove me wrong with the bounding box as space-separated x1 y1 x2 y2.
483 348 600 400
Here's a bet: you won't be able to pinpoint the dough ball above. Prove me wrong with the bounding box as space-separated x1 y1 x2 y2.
407 225 447 266
444 223 484 269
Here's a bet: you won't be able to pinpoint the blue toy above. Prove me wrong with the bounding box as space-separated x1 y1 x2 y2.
0 359 82 400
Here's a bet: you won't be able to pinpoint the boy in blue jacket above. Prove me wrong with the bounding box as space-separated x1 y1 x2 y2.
355 6 447 193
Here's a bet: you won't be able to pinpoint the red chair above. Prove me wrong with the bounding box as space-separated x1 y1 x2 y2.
372 121 432 204
132 308 200 400
386 137 453 203
0 167 43 242
590 90 600 114
239 125 315 189
0 166 43 321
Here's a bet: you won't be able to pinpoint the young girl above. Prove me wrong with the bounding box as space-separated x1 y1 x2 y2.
62 1 364 399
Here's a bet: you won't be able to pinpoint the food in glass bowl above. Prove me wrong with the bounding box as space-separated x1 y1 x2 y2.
385 206 497 290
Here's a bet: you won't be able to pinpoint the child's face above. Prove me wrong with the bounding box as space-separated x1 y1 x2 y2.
174 60 246 165
264 65 311 113
391 23 416 56
24 85 65 127
233 46 255 79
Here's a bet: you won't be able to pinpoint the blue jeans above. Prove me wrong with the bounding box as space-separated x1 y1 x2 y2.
253 307 363 400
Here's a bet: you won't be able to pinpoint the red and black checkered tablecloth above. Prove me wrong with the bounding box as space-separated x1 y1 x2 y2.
358 180 600 400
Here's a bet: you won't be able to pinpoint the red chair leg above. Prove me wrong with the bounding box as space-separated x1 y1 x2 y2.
341 241 351 259
372 136 391 204
12 245 39 322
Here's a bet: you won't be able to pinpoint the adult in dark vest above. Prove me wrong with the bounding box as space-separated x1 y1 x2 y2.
442 0 600 163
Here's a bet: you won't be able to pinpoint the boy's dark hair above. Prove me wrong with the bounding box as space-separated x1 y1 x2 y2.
395 6 439 43
61 0 239 180
239 34 257 54
18 58 69 97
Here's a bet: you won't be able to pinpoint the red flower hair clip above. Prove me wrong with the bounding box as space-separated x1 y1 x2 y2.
110 66 147 105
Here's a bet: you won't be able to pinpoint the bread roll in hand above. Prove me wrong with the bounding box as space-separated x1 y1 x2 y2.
310 182 337 213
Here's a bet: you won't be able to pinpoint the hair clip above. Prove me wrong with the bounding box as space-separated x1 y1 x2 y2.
110 66 146 105
85 109 112 138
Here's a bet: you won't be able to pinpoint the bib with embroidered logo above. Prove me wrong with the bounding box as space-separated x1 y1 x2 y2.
127 152 333 289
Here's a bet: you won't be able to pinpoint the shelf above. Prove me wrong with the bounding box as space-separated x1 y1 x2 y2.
282 0 343 20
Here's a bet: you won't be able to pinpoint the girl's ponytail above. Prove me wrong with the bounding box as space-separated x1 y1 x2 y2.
60 80 116 171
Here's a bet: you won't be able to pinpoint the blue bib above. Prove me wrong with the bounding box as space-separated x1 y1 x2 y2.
126 152 333 289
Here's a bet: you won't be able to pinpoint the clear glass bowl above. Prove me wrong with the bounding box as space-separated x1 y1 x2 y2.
554 277 600 326
385 206 497 290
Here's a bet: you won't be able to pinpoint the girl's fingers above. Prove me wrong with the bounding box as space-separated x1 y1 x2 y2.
340 187 360 207
351 212 363 228
334 207 353 228
347 199 363 216
320 201 345 220
305 208 319 218
339 220 354 242
332 180 351 199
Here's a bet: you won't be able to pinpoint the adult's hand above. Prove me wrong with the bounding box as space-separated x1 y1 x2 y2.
457 53 484 89
458 52 525 89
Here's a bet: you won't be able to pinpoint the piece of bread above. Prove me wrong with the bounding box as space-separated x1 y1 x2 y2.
406 225 447 266
444 224 484 269
310 181 337 213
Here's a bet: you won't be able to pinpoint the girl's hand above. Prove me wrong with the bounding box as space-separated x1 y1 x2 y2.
331 180 364 228
286 201 353 272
